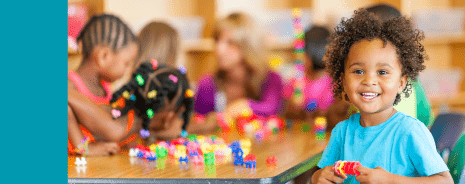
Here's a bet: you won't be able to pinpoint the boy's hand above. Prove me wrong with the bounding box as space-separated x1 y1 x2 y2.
355 166 393 184
311 165 347 184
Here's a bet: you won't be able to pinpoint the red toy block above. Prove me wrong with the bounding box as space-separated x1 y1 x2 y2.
266 156 277 164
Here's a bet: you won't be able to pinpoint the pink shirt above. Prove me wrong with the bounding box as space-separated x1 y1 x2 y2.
283 74 334 111
68 71 112 105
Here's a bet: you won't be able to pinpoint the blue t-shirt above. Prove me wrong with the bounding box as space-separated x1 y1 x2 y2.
317 112 448 183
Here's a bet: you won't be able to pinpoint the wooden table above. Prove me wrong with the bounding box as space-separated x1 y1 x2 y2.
68 123 329 184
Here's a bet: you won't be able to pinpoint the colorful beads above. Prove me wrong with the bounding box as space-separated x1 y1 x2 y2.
151 59 158 70
147 90 157 99
147 108 154 118
169 74 178 83
140 129 150 138
129 94 136 101
122 91 130 99
185 89 194 98
178 65 187 74
111 109 121 118
181 130 188 138
136 74 145 86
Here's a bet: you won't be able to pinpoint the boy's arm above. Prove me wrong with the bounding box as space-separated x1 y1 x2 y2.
68 88 127 142
356 166 453 184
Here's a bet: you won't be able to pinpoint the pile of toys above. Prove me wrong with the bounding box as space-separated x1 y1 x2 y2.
128 135 262 168
194 111 286 140
235 114 285 139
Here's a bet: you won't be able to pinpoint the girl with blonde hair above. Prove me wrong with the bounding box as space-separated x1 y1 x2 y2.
188 12 284 133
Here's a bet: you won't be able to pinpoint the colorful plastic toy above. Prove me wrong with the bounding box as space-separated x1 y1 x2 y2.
75 157 87 166
146 151 157 161
244 154 257 168
266 156 277 164
333 160 362 176
179 155 189 164
204 152 215 166
192 155 204 164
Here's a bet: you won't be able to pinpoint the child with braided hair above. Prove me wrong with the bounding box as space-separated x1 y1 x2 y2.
110 60 194 141
69 59 194 155
68 14 141 156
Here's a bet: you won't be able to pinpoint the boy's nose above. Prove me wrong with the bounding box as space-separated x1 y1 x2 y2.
362 75 377 86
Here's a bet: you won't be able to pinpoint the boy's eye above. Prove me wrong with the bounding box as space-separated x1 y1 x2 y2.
353 70 363 74
378 70 387 75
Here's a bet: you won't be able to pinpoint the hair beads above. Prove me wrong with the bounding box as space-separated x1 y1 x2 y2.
110 59 194 139
333 160 362 176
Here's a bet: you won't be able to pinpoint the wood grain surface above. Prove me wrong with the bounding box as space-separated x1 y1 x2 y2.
68 123 329 183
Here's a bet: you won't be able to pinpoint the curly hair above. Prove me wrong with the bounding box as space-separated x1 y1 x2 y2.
325 9 427 105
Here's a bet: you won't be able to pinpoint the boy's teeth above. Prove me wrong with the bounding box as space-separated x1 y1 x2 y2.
362 93 378 99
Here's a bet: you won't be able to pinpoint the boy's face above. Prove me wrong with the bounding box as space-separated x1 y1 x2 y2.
342 39 407 115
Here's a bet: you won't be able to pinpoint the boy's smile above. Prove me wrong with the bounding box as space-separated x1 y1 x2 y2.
343 39 407 120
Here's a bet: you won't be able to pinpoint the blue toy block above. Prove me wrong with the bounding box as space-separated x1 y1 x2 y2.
136 151 145 158
146 154 157 161
179 156 189 164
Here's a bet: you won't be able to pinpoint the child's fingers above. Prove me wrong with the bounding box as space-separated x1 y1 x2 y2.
357 165 371 174
355 174 368 183
336 172 348 179
322 167 345 183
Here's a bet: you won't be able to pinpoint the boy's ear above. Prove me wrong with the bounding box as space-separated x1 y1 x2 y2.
398 75 408 94
93 45 114 69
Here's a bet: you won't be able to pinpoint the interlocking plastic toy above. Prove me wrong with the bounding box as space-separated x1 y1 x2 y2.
192 155 204 164
179 155 189 164
244 154 257 168
266 156 277 164
156 146 168 158
333 160 362 176
233 148 244 166
204 152 215 166
146 151 157 161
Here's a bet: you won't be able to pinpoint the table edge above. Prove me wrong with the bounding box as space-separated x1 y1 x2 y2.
68 152 323 184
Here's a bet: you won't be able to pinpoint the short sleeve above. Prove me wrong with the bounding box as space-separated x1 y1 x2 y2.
406 121 449 176
317 121 345 168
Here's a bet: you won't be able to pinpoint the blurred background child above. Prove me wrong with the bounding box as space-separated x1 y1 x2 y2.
187 12 284 133
283 25 335 123
68 14 141 156
112 21 180 91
